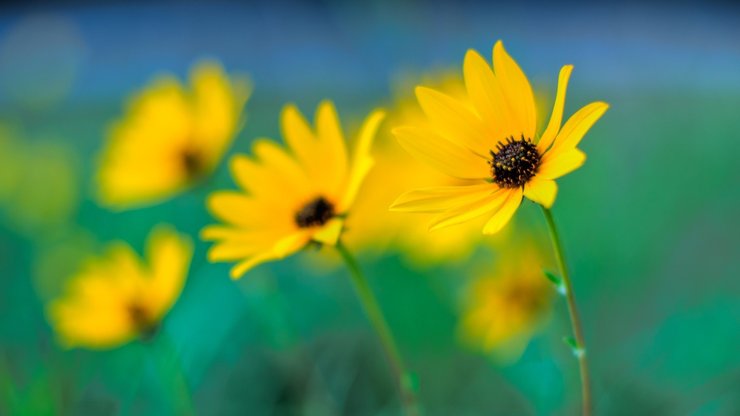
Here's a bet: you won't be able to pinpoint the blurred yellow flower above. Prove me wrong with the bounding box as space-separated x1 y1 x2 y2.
201 101 385 279
96 61 251 209
458 242 553 362
47 226 192 349
391 41 608 234
343 72 490 266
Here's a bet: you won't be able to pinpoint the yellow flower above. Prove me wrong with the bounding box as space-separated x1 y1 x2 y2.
47 226 192 349
343 71 490 265
390 41 609 234
201 101 385 279
458 242 553 361
96 61 251 209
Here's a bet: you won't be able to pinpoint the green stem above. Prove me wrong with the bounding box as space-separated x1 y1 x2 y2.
336 241 419 416
541 207 593 416
150 333 194 415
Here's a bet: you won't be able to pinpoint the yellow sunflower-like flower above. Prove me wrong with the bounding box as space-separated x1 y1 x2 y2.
390 41 608 234
201 101 385 279
47 226 192 349
96 61 251 209
343 71 490 265
458 242 553 362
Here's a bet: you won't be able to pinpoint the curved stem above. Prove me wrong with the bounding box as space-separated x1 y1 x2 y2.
336 241 419 416
541 207 592 416
150 333 195 415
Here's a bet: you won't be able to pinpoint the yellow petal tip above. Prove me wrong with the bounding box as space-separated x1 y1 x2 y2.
464 49 482 60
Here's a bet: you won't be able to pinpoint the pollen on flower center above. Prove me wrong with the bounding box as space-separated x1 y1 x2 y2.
295 196 335 228
489 136 541 188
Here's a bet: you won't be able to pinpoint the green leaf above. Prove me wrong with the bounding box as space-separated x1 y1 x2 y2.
562 336 585 358
543 270 560 285
543 270 567 295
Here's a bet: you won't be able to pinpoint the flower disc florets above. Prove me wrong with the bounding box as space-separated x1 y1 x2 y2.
295 197 335 228
127 303 159 341
181 147 204 179
489 136 541 188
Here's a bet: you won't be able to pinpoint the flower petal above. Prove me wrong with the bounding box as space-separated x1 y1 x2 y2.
339 109 385 212
548 102 609 156
429 188 511 231
394 126 488 179
208 241 266 262
415 86 489 157
315 100 349 193
312 217 344 245
523 177 558 208
229 155 275 196
230 252 276 279
537 65 573 153
190 61 250 166
390 184 495 213
206 191 276 228
229 232 310 279
146 226 192 318
482 188 523 235
281 104 335 193
493 41 537 139
201 225 268 241
538 148 587 180
252 139 312 193
463 50 512 141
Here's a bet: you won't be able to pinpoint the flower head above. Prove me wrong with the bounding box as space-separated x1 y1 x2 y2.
390 41 608 234
96 61 251 209
458 242 553 361
342 71 493 265
47 226 192 349
201 101 385 279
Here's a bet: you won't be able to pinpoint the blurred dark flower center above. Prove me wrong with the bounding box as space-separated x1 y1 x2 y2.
127 302 159 341
295 197 335 228
505 283 547 315
489 136 541 188
181 146 205 179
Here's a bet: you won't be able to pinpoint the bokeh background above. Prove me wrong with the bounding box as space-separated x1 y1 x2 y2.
1 1 739 415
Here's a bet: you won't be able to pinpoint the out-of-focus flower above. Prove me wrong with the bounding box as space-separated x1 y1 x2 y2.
458 241 553 362
47 226 192 349
391 41 608 234
0 127 78 237
201 101 384 278
96 61 251 209
343 71 490 266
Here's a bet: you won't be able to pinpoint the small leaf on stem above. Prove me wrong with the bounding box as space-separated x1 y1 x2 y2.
563 336 585 358
543 270 567 295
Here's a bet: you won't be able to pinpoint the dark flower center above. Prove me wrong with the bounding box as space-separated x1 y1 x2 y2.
127 303 159 341
295 197 335 228
505 283 547 316
181 147 205 179
489 136 541 188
